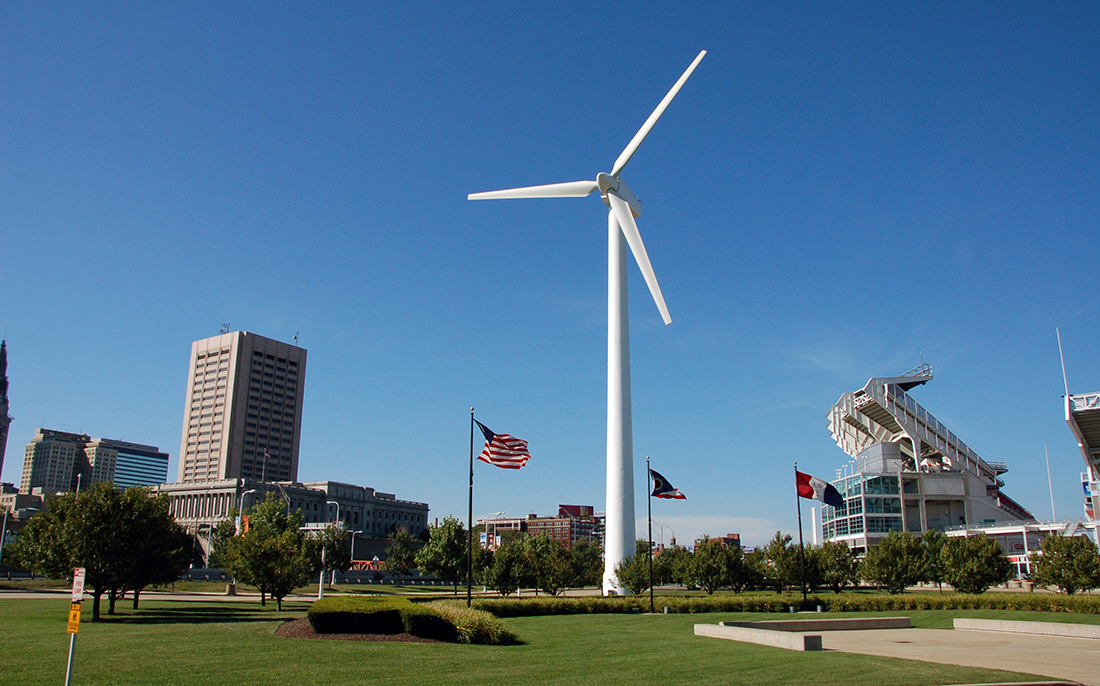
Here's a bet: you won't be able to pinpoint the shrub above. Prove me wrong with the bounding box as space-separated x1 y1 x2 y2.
427 600 518 645
861 531 924 594
941 534 1011 594
307 596 410 634
468 591 1100 616
1031 534 1100 595
400 603 459 642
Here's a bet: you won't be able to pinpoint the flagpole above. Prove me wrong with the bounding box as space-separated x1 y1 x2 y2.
647 456 654 614
794 462 806 607
467 408 474 608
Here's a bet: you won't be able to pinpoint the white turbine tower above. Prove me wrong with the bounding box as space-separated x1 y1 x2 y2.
469 50 705 595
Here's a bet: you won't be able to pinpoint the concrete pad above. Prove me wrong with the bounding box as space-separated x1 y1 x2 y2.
695 623 821 651
721 616 911 632
821 628 1100 686
955 618 1100 640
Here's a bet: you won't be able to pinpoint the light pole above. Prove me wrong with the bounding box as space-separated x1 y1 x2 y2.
237 489 257 534
653 522 675 548
325 500 342 584
486 511 504 549
0 507 8 566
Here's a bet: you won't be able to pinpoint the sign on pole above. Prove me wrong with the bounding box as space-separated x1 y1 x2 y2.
65 567 85 686
67 602 82 634
71 567 86 603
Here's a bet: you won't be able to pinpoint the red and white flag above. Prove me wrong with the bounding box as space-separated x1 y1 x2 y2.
474 419 531 469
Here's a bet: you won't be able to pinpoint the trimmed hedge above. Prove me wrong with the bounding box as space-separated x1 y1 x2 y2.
427 600 518 645
308 596 408 634
471 592 1100 617
308 596 459 641
401 602 459 642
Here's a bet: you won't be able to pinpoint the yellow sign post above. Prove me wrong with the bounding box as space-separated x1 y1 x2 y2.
67 601 82 633
65 567 85 686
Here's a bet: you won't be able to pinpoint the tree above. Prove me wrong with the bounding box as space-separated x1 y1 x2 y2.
682 537 730 594
569 538 603 589
920 529 947 593
941 534 1011 594
485 535 527 595
415 516 468 593
382 528 418 581
527 534 573 596
861 531 924 594
613 539 653 595
1030 534 1100 595
655 545 691 587
216 492 316 610
8 483 189 620
761 531 798 593
120 488 191 609
742 549 767 592
317 524 353 584
817 541 860 594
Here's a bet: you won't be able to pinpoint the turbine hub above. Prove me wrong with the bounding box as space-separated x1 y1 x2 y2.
599 173 642 218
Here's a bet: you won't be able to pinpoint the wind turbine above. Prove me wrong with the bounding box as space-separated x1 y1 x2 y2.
469 50 706 595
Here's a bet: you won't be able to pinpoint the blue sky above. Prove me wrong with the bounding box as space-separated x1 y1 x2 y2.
2 2 1098 546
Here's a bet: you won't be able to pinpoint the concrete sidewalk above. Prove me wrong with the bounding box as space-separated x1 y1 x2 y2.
821 627 1100 686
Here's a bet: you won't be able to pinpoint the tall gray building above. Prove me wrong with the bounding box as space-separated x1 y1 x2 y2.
178 332 306 484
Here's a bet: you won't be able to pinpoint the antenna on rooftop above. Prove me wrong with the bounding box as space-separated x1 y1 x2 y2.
220 323 231 335
294 331 299 346
1056 327 1070 396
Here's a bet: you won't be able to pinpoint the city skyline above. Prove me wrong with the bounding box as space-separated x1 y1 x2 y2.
2 3 1098 545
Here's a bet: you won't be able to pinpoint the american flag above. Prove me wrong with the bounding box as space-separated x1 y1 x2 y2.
474 419 531 469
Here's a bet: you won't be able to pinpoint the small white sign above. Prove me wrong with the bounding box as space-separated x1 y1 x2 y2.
71 568 86 603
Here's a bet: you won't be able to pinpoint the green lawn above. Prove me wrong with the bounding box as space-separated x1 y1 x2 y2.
0 597 1065 686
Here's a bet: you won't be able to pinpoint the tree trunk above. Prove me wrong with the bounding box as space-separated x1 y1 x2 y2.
132 588 142 610
260 590 266 606
108 591 118 615
276 596 282 611
92 591 103 621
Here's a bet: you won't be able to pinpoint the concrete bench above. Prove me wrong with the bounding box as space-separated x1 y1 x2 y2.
720 617 912 632
694 623 822 651
954 618 1100 640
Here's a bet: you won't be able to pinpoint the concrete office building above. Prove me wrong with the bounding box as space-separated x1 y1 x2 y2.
177 331 306 484
156 478 429 561
20 429 169 493
20 429 87 494
0 341 11 481
823 366 1033 552
83 438 170 488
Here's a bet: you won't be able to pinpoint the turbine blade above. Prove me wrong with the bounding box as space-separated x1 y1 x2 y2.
607 191 671 325
611 50 706 178
468 180 598 200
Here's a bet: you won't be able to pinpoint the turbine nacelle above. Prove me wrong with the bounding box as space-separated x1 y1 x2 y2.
597 173 641 218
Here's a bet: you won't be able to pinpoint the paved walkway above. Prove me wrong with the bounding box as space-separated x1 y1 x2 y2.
821 627 1100 686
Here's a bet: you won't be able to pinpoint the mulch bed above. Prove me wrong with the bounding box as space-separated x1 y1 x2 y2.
275 618 439 642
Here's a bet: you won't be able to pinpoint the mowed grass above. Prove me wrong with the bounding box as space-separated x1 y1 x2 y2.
0 597 1059 686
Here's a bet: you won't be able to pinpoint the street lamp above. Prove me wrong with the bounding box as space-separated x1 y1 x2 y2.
326 500 341 527
237 489 257 534
652 521 675 548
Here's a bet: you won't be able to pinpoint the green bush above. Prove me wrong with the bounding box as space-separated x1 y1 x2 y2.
427 600 518 645
400 603 459 642
307 596 410 634
469 592 1100 617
